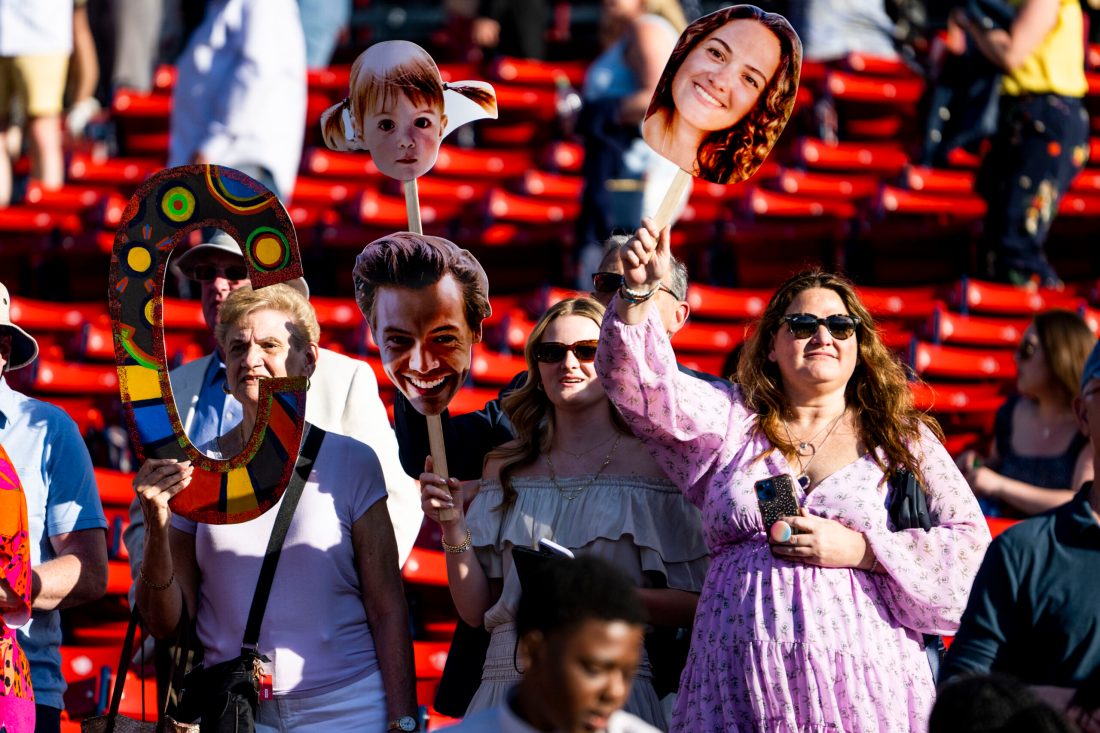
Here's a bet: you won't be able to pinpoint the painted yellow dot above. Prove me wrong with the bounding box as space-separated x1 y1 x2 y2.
144 299 155 324
127 246 152 274
254 236 284 267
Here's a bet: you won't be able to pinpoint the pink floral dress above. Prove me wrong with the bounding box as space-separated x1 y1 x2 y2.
597 307 991 733
0 444 34 731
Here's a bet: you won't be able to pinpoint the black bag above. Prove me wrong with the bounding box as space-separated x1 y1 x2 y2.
180 426 325 732
887 468 945 680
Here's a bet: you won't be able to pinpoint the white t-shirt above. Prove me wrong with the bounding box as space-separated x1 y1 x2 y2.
173 431 387 697
0 0 73 55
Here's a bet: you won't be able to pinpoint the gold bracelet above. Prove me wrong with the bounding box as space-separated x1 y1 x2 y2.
441 527 472 554
139 564 174 591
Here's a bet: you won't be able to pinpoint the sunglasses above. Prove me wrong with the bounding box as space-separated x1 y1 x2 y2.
782 314 860 340
191 264 248 282
1017 339 1038 360
591 272 679 299
534 340 600 364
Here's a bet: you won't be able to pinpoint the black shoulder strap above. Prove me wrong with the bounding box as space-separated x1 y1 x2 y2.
241 425 326 651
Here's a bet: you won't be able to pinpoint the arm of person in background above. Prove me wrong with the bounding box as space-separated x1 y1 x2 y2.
959 444 1093 516
952 0 1060 72
392 372 523 481
353 501 418 723
618 15 678 126
865 427 992 637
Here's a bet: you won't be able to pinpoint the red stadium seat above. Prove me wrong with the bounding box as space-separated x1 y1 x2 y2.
926 304 1028 347
796 138 910 176
471 348 526 386
685 284 770 321
489 56 587 87
303 147 384 179
674 322 743 353
903 166 976 194
517 170 583 199
492 84 558 122
95 468 136 508
910 341 1016 381
357 189 463 228
486 188 580 225
37 396 106 436
409 177 492 203
31 359 119 394
68 154 161 188
825 69 923 105
432 146 534 178
402 547 448 587
877 186 986 219
909 381 1005 413
8 297 102 332
856 285 941 322
772 168 880 200
540 141 583 173
949 277 1084 316
111 91 171 119
746 187 858 219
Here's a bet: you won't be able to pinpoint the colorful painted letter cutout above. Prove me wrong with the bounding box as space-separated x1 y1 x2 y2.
642 4 801 185
320 40 498 181
110 165 307 525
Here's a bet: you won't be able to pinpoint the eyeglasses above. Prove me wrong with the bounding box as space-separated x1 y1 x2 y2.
534 340 600 364
191 264 248 282
591 272 679 300
782 314 860 340
1016 339 1038 361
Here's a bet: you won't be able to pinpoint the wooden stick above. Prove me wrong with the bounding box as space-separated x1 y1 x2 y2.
404 178 423 234
652 168 692 231
404 177 455 520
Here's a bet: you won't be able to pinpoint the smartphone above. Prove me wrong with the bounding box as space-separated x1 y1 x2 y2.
512 540 574 590
538 537 575 559
754 474 800 529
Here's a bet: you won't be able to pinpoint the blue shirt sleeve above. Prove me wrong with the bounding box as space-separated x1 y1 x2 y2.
43 410 107 537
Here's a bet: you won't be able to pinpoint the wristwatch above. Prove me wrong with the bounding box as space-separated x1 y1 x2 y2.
387 716 417 732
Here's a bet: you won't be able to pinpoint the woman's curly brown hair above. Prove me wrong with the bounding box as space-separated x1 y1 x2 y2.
736 270 943 484
647 4 802 184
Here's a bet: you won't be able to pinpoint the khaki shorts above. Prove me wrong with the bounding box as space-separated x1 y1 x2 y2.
0 53 69 121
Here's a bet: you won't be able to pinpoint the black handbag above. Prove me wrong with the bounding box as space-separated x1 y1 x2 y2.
886 468 945 681
181 426 325 732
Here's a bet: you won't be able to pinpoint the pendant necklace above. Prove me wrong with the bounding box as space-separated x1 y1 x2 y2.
783 410 846 489
545 434 621 500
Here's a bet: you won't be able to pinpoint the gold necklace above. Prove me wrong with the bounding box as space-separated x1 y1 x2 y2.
544 434 622 500
554 432 617 460
782 410 846 489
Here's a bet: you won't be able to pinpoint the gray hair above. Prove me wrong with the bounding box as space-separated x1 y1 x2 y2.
598 234 689 301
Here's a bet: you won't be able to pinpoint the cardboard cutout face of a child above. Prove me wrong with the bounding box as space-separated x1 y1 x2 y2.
321 40 498 181
353 232 491 416
642 5 801 185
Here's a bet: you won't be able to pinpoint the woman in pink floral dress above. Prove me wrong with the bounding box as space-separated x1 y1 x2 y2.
595 220 992 733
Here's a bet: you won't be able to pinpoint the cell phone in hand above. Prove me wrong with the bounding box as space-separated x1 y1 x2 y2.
754 474 800 530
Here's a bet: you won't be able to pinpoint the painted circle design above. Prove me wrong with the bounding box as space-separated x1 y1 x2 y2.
161 186 196 223
247 227 290 271
123 243 153 275
143 298 156 325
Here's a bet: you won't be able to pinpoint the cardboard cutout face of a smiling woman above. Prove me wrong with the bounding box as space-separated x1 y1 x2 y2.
321 40 497 181
354 232 491 416
642 4 801 185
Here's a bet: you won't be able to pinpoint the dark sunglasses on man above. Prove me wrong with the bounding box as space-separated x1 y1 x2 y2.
782 314 860 340
534 340 600 364
591 272 679 300
191 264 249 282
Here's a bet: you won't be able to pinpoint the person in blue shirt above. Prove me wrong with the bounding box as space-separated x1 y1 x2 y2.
942 337 1100 733
0 281 108 733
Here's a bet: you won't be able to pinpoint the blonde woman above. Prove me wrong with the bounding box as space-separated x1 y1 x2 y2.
420 297 708 730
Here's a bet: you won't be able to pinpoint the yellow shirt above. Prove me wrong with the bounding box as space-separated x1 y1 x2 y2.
1002 0 1087 97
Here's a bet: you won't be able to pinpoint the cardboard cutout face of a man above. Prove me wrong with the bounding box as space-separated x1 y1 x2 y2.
354 232 490 416
321 40 498 181
642 5 801 185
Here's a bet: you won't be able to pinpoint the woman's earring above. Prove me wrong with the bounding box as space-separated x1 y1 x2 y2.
304 377 311 392
536 382 544 392
221 381 232 395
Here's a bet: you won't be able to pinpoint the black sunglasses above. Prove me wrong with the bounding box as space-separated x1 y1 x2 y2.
782 314 861 340
1017 339 1037 360
534 340 600 364
591 272 679 299
191 264 249 282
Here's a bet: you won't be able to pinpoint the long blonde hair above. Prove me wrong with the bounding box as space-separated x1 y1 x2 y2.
486 297 631 509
